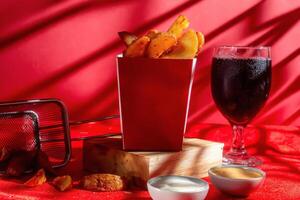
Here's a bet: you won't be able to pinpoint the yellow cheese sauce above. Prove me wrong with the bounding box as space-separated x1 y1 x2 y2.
212 167 262 179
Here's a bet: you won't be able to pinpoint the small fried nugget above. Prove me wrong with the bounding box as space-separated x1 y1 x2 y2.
81 174 126 192
124 36 150 57
167 15 190 39
147 32 177 58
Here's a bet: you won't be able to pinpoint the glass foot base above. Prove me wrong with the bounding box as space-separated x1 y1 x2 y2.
222 153 262 167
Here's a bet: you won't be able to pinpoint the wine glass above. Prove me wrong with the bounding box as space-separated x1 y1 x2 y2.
211 46 271 166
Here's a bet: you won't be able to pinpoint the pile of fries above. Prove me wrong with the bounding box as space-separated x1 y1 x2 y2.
119 15 204 59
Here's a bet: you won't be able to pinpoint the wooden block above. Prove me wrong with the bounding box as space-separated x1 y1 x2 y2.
83 137 223 186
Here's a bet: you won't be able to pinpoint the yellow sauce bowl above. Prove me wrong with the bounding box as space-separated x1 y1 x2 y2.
208 165 266 197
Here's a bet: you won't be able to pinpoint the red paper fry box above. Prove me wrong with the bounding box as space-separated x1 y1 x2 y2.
116 55 196 151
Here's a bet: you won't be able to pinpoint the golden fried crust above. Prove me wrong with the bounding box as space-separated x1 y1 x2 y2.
81 174 126 192
196 31 205 50
24 169 47 187
162 29 198 59
124 36 150 57
167 15 190 39
53 175 73 191
147 32 177 58
145 29 160 39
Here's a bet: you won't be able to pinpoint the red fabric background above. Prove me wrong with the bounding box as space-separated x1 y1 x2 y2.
0 0 299 126
0 2 299 198
0 122 299 200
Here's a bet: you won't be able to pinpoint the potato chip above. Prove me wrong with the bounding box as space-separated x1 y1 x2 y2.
147 32 177 58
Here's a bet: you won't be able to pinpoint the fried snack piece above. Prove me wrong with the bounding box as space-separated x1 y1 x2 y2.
145 29 160 39
124 36 150 57
81 174 126 192
167 15 190 39
53 175 73 192
6 150 37 177
0 147 11 162
147 32 177 58
118 31 137 46
24 169 47 187
196 31 205 50
162 29 198 59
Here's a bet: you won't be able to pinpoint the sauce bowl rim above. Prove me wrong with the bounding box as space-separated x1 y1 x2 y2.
147 175 209 194
208 165 266 181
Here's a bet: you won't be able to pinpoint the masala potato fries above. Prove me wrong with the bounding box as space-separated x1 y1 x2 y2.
145 29 161 39
119 15 204 59
196 31 205 50
124 36 150 57
162 29 198 59
167 15 190 39
147 32 177 58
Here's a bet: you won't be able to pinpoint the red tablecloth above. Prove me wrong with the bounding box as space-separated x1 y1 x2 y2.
0 122 299 200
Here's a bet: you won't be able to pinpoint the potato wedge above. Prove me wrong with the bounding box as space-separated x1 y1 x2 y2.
167 15 190 39
147 32 177 58
118 31 137 46
196 31 205 51
124 36 150 57
162 29 198 59
145 29 160 39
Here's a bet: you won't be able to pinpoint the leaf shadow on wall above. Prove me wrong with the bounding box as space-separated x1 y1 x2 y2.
188 4 300 127
188 124 300 179
248 126 300 177
0 0 298 125
0 0 136 49
7 0 202 117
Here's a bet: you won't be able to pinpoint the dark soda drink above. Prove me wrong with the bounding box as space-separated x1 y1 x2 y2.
211 57 271 125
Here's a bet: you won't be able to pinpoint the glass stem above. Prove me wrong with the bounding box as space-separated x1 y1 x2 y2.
229 125 247 156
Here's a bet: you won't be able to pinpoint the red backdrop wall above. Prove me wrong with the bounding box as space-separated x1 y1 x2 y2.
0 0 299 127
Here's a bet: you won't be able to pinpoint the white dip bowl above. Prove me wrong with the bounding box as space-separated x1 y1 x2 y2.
147 175 209 200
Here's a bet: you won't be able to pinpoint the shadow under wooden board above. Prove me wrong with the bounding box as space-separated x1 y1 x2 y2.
83 136 223 187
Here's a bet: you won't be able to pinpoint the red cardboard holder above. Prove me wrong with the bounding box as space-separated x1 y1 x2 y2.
117 55 196 151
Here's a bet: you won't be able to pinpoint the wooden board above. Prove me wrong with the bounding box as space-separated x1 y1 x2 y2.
83 137 223 186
